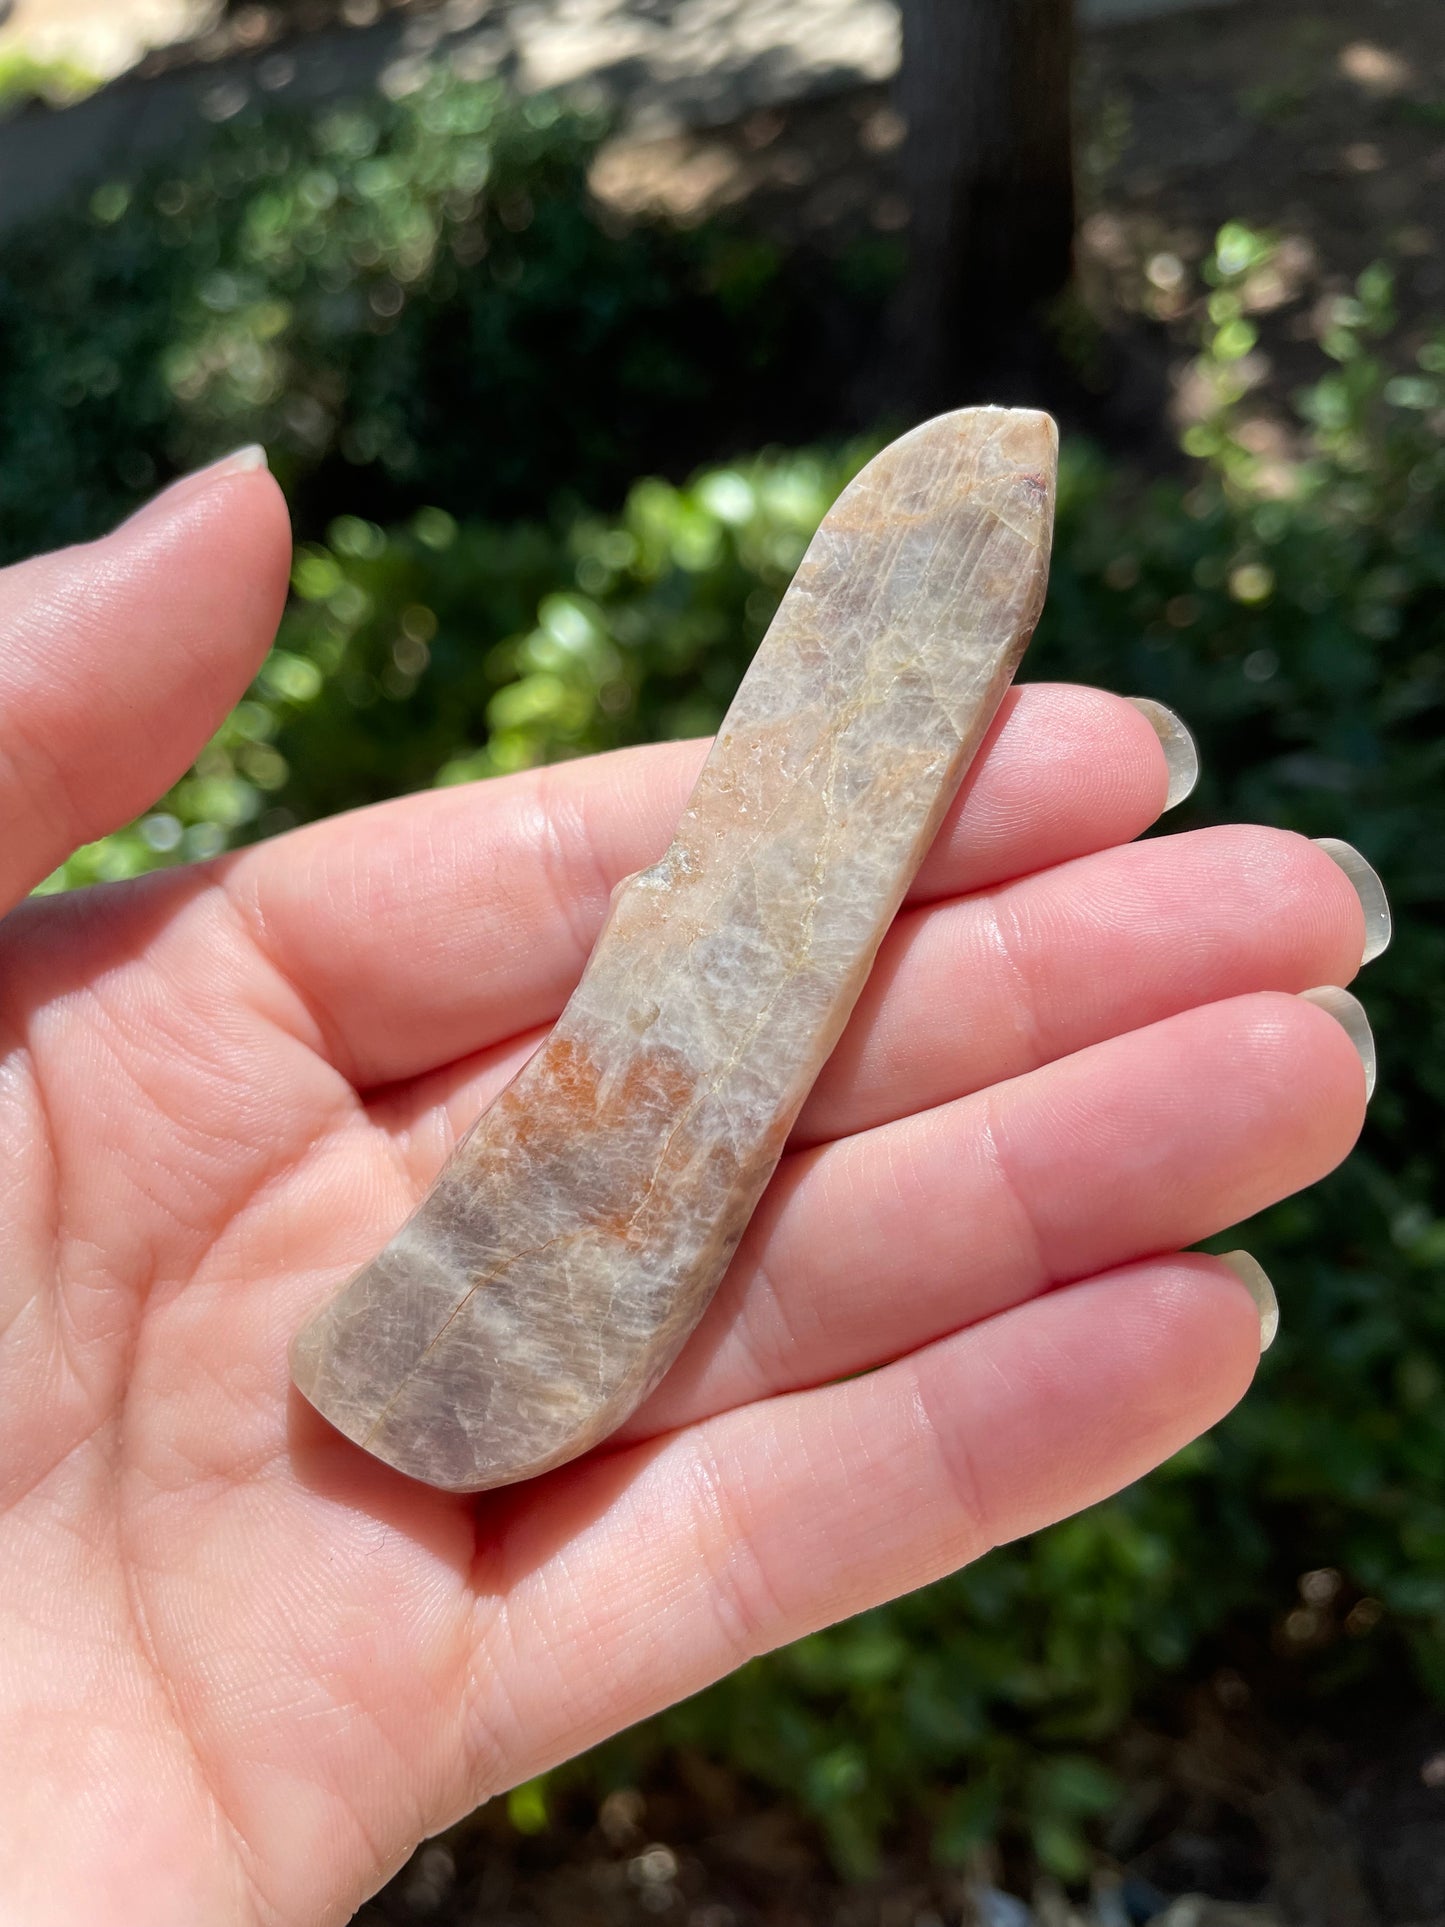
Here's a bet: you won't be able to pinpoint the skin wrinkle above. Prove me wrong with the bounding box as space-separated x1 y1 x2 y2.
90 924 367 1281
0 696 88 865
850 827 1357 1139
42 1267 105 1465
0 1402 113 1526
0 1045 62 1353
978 892 1052 1073
1005 1284 1159 1509
303 1678 442 1924
905 1357 998 1566
532 766 622 973
687 1429 789 1672
497 1550 621 1753
458 1540 532 1811
253 772 647 1094
5 540 135 675
977 1090 1054 1294
50 979 255 1271
153 1370 282 1493
177 1520 426 1926
512 1433 763 1733
25 1013 165 1469
0 724 32 840
727 1229 808 1407
873 1102 950 1268
112 1494 262 1925
642 1126 919 1420
262 1549 432 1752
220 870 355 1080
112 1276 276 1926
200 1132 413 1367
3 1399 262 1918
453 1653 517 1819
385 1089 462 1177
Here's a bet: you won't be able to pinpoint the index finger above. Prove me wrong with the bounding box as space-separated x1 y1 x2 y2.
221 682 1176 1089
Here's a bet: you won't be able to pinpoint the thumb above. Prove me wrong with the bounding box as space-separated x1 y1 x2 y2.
0 448 292 912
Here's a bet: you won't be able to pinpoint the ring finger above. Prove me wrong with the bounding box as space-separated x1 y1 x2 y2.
621 988 1369 1438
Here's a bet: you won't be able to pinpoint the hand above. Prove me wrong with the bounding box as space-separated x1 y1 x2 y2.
0 459 1372 1926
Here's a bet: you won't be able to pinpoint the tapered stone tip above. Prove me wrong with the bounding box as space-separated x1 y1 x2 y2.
291 406 1060 1493
877 408 1058 505
906 404 1057 464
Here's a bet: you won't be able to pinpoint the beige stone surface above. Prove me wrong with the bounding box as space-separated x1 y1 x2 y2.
292 406 1058 1492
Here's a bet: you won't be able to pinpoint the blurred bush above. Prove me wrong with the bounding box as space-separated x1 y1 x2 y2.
0 67 865 563
18 105 1445 1886
0 48 99 117
49 444 863 877
601 258 1445 1880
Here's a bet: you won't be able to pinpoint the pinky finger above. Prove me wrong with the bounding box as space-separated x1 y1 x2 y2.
468 1256 1264 1793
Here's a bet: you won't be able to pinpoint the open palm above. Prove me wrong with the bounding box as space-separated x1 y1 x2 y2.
0 460 1374 1926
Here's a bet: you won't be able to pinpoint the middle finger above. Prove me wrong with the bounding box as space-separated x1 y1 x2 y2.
795 823 1372 1147
382 821 1371 1163
621 988 1368 1440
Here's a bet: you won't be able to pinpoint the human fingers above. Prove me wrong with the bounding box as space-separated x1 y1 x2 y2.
621 990 1367 1438
795 824 1384 1146
462 1257 1261 1798
370 821 1375 1165
0 452 291 913
222 684 1179 1089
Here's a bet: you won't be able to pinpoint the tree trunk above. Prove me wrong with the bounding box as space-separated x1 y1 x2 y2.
895 0 1076 412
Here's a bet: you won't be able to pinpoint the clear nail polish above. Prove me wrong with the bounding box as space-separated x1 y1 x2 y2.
1314 837 1392 965
1299 985 1377 1101
210 444 269 476
129 446 270 523
1218 1250 1279 1351
1126 696 1200 810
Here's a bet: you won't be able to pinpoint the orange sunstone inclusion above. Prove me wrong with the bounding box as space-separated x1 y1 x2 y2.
290 407 1059 1492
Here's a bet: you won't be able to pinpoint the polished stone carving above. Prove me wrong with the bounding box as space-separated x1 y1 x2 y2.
291 407 1059 1491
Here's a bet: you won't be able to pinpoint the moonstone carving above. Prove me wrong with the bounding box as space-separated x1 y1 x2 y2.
291 406 1059 1491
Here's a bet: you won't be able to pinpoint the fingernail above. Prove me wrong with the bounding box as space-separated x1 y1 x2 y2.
211 443 269 476
1218 1250 1279 1351
1314 837 1392 965
1299 985 1377 1100
130 445 270 521
1126 697 1199 810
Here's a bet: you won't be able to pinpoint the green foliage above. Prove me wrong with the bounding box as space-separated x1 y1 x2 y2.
0 65 849 564
0 48 99 117
28 184 1445 1883
45 447 865 887
561 262 1443 1869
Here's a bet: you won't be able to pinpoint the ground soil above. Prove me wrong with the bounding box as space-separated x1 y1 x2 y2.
592 0 1445 465
354 1692 1445 1926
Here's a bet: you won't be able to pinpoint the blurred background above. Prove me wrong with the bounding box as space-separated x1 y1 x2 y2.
1 0 1442 1921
